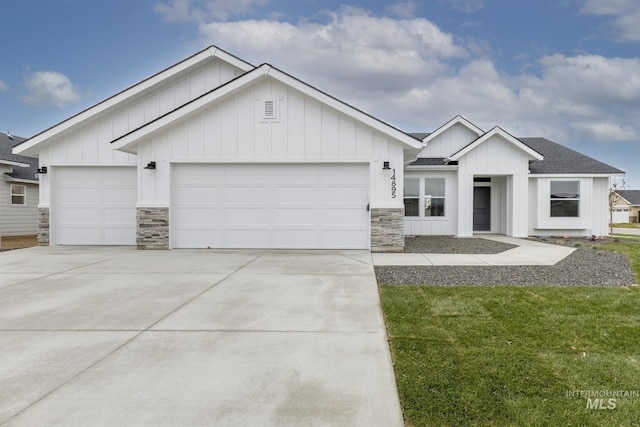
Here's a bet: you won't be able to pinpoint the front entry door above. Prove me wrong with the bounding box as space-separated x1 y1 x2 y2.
473 187 491 231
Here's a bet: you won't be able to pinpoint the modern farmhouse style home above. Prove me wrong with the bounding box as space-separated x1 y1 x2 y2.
14 46 624 251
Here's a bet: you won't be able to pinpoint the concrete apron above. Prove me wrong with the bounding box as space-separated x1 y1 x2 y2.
0 247 403 427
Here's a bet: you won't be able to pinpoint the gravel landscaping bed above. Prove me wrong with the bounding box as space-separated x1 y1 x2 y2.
403 236 516 254
376 245 637 287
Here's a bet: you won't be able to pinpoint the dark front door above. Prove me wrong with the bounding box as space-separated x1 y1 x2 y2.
473 187 491 231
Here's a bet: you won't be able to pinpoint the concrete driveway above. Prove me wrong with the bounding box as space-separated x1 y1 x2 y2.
0 247 402 427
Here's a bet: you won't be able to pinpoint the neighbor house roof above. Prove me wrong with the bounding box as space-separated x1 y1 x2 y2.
616 190 640 205
111 63 423 152
0 132 38 182
520 138 624 175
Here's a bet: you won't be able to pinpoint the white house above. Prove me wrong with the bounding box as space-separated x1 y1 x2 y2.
1 132 39 243
14 46 624 251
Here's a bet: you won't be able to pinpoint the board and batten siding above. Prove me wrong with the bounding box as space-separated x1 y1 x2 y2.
0 178 38 236
136 77 405 208
36 59 246 207
529 176 610 237
456 135 531 237
416 122 479 158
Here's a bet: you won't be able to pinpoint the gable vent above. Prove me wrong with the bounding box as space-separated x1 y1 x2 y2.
264 100 276 119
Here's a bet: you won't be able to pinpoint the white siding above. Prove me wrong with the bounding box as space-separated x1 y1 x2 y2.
37 59 246 207
404 170 458 235
416 123 479 158
137 77 405 209
0 170 39 236
456 135 531 237
529 176 609 237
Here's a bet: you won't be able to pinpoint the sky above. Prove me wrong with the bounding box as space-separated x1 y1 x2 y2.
1 0 639 187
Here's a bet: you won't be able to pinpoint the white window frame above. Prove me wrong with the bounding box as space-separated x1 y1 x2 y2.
550 180 580 218
10 184 26 206
403 177 446 217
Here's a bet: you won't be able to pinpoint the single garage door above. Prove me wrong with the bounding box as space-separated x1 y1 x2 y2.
173 163 369 249
53 167 137 245
612 208 629 224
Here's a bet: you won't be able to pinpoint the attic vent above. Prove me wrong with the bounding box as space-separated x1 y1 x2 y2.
264 100 276 119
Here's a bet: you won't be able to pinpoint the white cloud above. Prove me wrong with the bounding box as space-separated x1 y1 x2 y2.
155 0 268 22
0 80 8 92
21 71 81 108
157 5 640 144
580 0 640 42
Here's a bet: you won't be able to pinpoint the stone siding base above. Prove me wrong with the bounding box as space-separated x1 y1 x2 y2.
137 207 169 249
38 207 50 246
370 208 404 252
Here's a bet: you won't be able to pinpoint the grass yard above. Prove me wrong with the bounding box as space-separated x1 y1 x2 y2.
612 223 640 229
380 240 640 426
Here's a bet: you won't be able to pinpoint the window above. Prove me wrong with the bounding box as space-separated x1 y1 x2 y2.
550 181 579 217
424 178 445 217
404 178 419 216
10 184 26 206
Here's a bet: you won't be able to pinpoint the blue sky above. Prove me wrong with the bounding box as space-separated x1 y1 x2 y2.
1 0 639 187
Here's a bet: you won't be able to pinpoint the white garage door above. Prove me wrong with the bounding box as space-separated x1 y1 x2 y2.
173 163 370 249
53 167 137 245
612 208 629 224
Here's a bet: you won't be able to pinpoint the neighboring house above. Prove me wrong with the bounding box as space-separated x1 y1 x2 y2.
0 132 39 240
612 190 640 223
13 46 624 251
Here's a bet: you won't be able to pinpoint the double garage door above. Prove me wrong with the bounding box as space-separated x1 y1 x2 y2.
172 163 370 249
52 164 369 249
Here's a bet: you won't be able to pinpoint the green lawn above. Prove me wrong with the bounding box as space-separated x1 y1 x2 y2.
380 241 640 426
612 223 640 229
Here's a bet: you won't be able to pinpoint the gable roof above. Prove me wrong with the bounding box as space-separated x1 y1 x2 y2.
0 133 38 182
520 138 624 175
111 63 423 152
422 115 483 146
408 132 430 141
449 126 543 161
616 190 640 205
14 46 255 156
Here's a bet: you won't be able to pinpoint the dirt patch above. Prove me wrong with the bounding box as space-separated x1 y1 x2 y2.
0 235 38 250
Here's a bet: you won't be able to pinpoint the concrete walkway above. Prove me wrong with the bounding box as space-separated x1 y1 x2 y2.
0 247 402 427
372 235 576 266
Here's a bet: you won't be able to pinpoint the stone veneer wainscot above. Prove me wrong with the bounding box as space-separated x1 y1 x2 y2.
137 207 169 249
370 207 404 252
37 207 50 246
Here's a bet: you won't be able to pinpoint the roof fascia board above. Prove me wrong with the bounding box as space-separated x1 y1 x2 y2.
423 115 484 145
450 127 544 161
0 159 30 168
15 46 254 155
113 64 422 152
530 173 626 178
4 176 38 184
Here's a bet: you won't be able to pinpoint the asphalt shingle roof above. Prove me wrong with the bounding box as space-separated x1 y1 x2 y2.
519 137 624 175
0 132 39 181
617 190 640 205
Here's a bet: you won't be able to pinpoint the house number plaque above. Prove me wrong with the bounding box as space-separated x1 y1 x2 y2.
391 169 397 198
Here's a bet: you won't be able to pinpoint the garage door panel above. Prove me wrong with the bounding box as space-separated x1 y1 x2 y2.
56 207 101 225
173 164 369 249
224 208 270 225
174 187 223 205
273 208 319 225
274 187 320 204
54 167 136 245
175 207 223 225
